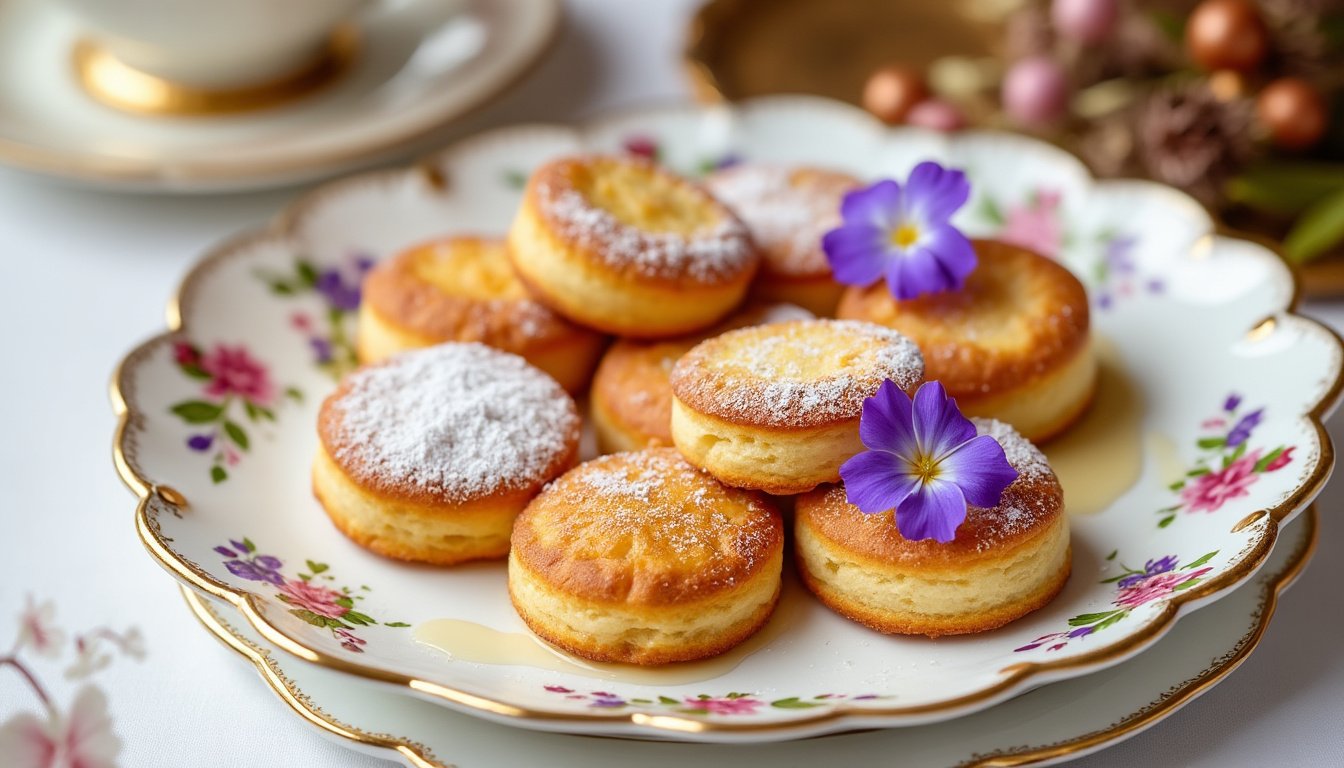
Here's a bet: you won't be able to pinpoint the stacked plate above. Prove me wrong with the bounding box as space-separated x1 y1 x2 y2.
112 97 1341 764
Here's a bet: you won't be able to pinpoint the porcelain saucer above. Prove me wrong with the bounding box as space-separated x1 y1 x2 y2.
0 0 558 192
184 507 1316 766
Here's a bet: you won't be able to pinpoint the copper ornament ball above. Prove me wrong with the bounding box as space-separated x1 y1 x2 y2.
1257 78 1328 150
1185 0 1268 74
863 65 929 125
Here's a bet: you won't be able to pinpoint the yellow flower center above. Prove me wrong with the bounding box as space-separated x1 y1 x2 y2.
890 222 920 249
911 453 941 485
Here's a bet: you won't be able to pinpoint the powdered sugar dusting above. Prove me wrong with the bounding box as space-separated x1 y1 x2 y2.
535 158 755 283
967 418 1058 550
538 449 777 568
671 319 924 428
329 343 579 502
705 164 856 277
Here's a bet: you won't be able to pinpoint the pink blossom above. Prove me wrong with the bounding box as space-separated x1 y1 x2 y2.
1114 567 1212 610
289 312 313 332
1180 452 1262 513
1200 418 1227 429
0 686 121 768
172 342 199 367
1266 447 1294 472
17 597 64 659
277 580 349 619
686 696 763 715
999 190 1063 257
199 344 276 406
224 448 241 467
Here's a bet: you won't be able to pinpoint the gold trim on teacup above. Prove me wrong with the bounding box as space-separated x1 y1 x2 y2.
184 506 1317 766
110 99 1344 737
72 26 359 117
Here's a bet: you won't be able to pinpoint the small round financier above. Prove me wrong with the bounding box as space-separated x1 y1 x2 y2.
669 319 923 494
356 236 606 394
508 448 784 665
314 343 581 566
508 154 759 338
590 302 813 454
795 419 1071 637
837 239 1094 442
704 164 859 316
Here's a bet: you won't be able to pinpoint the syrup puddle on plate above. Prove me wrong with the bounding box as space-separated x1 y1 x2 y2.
1043 338 1145 515
414 578 805 685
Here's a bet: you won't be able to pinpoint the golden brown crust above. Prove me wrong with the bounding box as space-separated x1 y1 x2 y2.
523 155 758 287
317 346 581 507
312 445 521 566
795 477 1063 571
359 236 603 356
507 576 780 665
836 240 1090 398
796 543 1071 637
509 448 784 606
669 319 924 430
590 303 814 451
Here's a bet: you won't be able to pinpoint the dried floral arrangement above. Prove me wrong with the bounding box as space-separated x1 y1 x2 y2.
860 0 1344 267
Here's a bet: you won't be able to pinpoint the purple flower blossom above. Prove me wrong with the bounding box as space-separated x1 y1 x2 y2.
316 269 361 311
589 692 627 708
839 380 1018 542
822 162 976 300
1104 235 1137 274
1068 625 1096 638
224 559 284 585
309 337 334 364
1226 408 1263 448
354 255 376 273
544 685 574 693
187 434 214 451
1224 394 1242 412
213 546 236 557
1118 555 1179 588
231 539 252 554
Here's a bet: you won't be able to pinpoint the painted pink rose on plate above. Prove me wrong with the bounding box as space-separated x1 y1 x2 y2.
200 344 276 406
999 189 1062 257
277 580 349 619
688 697 765 715
1180 451 1261 513
1114 568 1213 610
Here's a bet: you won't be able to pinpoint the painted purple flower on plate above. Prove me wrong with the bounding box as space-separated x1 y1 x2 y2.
839 380 1018 542
822 161 975 300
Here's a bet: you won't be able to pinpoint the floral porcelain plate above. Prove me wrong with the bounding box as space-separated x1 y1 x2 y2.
187 506 1316 767
112 96 1343 742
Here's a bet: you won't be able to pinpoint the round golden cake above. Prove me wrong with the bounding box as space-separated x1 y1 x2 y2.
795 419 1070 637
507 155 759 338
508 448 784 665
356 236 606 394
589 302 813 454
669 319 924 494
836 239 1094 442
314 343 581 565
704 164 859 316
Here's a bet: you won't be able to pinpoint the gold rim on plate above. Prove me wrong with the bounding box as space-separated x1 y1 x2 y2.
111 99 1344 736
184 503 1318 767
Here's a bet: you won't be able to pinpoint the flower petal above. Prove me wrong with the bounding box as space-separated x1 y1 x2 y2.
823 225 888 286
840 180 902 229
920 224 977 285
940 435 1019 508
886 246 958 300
840 450 921 514
904 162 970 225
911 382 977 458
858 379 917 454
65 686 121 768
0 711 57 768
895 479 967 542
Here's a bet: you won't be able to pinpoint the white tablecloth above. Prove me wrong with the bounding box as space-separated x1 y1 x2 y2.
2 1 1341 765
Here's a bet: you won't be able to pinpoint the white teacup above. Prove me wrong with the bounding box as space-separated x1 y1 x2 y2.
61 0 369 89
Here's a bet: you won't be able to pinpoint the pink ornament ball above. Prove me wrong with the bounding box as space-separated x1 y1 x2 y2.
1051 0 1119 43
906 99 966 132
1002 56 1069 126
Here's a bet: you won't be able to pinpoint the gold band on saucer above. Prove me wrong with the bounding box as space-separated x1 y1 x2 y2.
71 25 359 117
